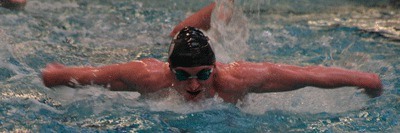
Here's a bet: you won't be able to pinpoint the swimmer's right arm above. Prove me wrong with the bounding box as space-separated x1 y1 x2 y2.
41 62 131 91
42 59 172 92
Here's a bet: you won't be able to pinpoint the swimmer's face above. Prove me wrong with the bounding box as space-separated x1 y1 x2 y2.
171 65 215 101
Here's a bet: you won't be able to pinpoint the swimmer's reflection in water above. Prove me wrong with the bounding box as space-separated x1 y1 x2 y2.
41 1 383 103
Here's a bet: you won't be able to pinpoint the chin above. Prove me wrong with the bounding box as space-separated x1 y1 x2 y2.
184 92 204 102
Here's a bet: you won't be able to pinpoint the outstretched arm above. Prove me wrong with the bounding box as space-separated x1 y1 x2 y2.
42 63 131 90
240 62 383 97
41 59 171 92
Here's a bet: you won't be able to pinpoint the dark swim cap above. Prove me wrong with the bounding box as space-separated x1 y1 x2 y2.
168 26 215 68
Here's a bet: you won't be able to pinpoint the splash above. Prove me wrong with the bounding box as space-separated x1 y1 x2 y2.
238 87 370 114
143 89 229 114
207 0 249 63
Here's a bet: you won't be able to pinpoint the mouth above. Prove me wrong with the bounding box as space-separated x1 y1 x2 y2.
186 90 202 96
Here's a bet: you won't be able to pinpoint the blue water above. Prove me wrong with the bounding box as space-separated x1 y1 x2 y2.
1 0 399 132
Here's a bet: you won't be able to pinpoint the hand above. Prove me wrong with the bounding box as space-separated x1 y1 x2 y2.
362 82 383 98
41 63 66 87
360 74 383 98
359 87 382 98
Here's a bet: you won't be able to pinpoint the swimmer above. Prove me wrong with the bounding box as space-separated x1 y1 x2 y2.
42 27 383 103
0 0 27 10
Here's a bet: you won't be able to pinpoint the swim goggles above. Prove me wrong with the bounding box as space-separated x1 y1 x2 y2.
172 68 213 81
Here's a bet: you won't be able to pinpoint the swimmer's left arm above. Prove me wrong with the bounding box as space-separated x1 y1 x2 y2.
247 63 383 97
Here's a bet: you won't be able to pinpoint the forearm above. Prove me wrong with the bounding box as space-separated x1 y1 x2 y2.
303 66 382 89
42 67 100 87
257 64 382 93
42 63 134 91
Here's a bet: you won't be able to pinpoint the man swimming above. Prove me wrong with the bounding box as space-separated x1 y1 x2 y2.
42 26 382 103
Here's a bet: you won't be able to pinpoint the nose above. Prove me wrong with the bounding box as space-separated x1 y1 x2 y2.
188 78 200 91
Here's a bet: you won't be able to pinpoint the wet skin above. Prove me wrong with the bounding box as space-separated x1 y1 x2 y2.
42 58 382 103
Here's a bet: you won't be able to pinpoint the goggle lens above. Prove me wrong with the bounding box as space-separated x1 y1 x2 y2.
173 68 213 81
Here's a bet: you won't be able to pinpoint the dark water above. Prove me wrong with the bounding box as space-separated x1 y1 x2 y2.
0 0 399 132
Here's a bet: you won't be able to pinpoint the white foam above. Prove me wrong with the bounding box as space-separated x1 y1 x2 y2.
52 87 229 114
143 89 229 114
207 0 250 63
238 87 369 114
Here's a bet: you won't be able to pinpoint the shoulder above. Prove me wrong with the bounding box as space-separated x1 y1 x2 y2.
123 58 166 69
121 58 173 91
215 61 276 82
215 61 273 74
127 58 165 65
214 61 272 90
116 58 169 78
141 58 164 64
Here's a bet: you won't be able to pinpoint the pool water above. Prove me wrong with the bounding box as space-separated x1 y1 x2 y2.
1 0 399 132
